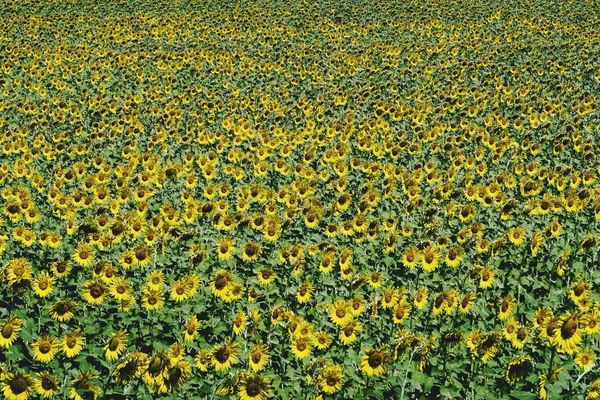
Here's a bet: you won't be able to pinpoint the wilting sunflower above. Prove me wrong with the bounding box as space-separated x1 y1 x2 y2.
319 365 344 394
61 329 85 358
216 236 236 261
530 231 543 257
0 315 22 348
575 348 596 370
328 300 353 326
113 352 148 385
31 335 59 363
73 243 95 267
34 372 60 398
82 280 107 305
552 312 582 355
248 343 270 372
360 347 391 377
161 361 192 393
238 374 270 400
104 330 128 361
505 356 533 384
212 340 240 372
2 370 34 400
69 370 100 400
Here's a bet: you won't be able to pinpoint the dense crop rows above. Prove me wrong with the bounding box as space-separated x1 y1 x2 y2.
1 0 600 399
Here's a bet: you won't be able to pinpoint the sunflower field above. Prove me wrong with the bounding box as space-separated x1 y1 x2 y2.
1 0 600 398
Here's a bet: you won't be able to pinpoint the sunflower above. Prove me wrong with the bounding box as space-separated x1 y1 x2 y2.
414 287 428 310
238 374 270 400
212 340 240 372
458 292 476 315
570 278 592 305
308 331 331 352
113 352 148 385
194 349 212 372
392 300 412 324
69 370 100 400
146 270 164 291
171 278 192 302
233 312 247 336
444 246 464 268
291 338 312 359
476 332 502 364
381 287 399 310
530 231 543 257
552 313 582 355
584 313 600 335
216 236 235 261
340 321 361 345
161 361 192 393
49 300 77 322
507 227 526 246
104 330 128 361
34 372 60 398
256 268 276 286
479 267 495 289
32 272 54 298
61 329 85 358
0 315 22 348
511 326 529 349
319 365 344 394
110 277 132 301
31 335 59 363
420 245 441 272
51 260 71 278
82 280 106 305
360 347 391 377
328 300 353 326
249 343 270 372
499 295 516 320
503 318 519 340
242 242 262 262
575 348 596 370
368 271 384 288
142 290 164 311
296 281 313 304
432 292 446 316
4 258 33 285
505 356 533 384
2 370 34 400
184 315 200 343
350 296 366 316
73 243 95 267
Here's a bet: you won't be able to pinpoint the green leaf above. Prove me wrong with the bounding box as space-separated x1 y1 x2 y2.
509 390 537 400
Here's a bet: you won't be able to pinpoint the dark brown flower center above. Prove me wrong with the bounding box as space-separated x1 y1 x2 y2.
336 308 346 318
561 318 578 339
368 353 382 368
10 376 29 394
40 343 51 353
1 324 14 338
246 382 260 396
296 341 306 351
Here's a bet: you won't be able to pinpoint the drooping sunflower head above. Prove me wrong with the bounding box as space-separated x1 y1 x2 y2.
505 356 534 384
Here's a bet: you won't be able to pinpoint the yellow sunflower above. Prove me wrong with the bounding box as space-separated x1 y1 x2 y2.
2 370 35 400
31 335 59 363
104 330 128 361
0 315 22 348
360 347 391 377
319 365 344 394
248 343 270 372
238 374 270 400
